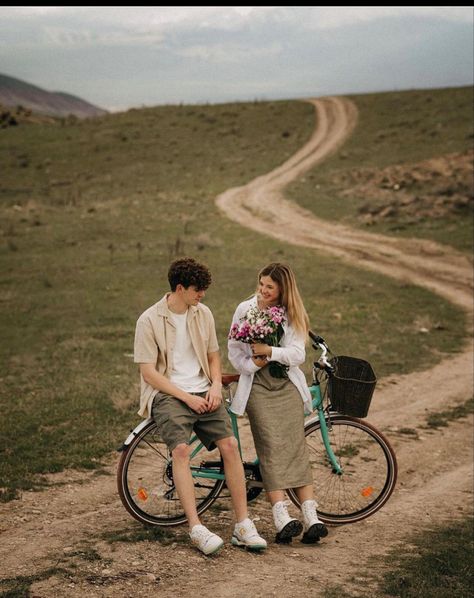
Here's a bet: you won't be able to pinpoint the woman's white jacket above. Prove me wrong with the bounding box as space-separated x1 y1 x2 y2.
227 296 313 416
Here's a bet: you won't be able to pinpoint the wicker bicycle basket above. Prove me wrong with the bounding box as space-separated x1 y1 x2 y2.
328 356 377 417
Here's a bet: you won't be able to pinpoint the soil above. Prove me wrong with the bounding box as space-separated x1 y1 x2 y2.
1 97 473 598
344 149 473 225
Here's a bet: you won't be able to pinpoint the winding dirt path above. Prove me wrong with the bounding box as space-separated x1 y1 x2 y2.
217 97 472 309
216 95 474 589
0 97 472 598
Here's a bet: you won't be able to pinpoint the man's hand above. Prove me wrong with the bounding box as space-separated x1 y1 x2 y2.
185 393 209 414
205 383 223 412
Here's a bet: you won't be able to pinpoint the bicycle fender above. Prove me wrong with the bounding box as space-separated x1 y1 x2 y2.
304 414 322 427
123 417 153 447
305 410 340 428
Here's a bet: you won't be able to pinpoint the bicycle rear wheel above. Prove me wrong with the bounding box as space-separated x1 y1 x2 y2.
287 415 397 524
117 420 225 527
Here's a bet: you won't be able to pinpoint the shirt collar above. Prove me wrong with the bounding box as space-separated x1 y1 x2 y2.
156 293 198 319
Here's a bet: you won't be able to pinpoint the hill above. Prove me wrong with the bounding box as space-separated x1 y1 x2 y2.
0 73 108 119
0 87 470 500
0 87 472 598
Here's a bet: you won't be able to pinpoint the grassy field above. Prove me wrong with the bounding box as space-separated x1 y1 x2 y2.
288 86 473 253
321 517 474 598
380 517 474 597
0 90 468 501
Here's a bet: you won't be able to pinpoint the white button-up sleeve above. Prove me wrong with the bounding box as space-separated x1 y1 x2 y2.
268 326 306 366
227 302 261 375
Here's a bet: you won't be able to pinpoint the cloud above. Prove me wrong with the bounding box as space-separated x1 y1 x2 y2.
0 6 471 109
4 6 472 35
40 26 164 48
1 7 472 51
296 6 474 29
175 41 282 64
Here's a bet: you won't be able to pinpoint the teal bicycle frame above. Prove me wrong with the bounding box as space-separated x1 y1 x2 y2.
189 378 343 482
308 382 343 475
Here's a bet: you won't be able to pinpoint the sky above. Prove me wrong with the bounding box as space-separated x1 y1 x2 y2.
0 6 473 112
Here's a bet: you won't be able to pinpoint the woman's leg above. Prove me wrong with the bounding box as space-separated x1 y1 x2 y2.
293 484 328 543
267 489 286 505
294 484 314 503
267 489 303 543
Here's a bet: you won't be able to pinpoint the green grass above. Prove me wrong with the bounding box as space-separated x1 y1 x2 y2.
423 397 474 430
380 518 474 597
288 87 474 253
102 525 183 545
320 586 353 598
0 567 70 598
0 91 468 501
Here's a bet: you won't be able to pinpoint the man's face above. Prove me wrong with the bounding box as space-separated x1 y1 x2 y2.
178 284 206 306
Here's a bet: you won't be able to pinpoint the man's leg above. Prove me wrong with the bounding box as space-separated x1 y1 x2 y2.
215 436 247 521
216 436 267 550
172 442 224 555
171 443 201 528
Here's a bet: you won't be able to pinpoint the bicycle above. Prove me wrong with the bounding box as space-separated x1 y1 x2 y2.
117 333 397 527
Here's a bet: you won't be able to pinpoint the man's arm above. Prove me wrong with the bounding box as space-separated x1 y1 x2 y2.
139 363 209 414
205 351 223 412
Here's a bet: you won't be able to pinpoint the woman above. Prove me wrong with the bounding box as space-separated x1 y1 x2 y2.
228 262 328 544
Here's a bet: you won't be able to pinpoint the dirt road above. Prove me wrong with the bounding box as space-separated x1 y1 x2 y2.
1 97 472 597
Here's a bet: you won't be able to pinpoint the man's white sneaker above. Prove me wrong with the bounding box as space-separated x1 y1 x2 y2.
300 499 328 544
272 501 303 544
231 518 267 551
189 524 224 555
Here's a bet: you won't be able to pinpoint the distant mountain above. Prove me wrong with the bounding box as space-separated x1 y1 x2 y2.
0 73 108 119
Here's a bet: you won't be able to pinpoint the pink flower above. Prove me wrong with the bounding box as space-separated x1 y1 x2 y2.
228 305 286 346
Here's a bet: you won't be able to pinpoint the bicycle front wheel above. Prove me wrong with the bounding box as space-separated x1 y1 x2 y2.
287 415 397 525
117 420 225 527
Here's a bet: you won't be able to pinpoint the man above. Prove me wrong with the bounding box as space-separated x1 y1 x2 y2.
134 257 266 555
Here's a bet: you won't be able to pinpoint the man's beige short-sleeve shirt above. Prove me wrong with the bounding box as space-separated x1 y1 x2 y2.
134 294 219 418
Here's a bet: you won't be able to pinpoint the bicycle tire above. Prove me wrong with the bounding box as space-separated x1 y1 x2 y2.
117 419 225 527
287 415 397 525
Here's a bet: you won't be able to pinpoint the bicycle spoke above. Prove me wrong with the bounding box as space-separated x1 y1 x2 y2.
288 415 397 524
118 421 226 526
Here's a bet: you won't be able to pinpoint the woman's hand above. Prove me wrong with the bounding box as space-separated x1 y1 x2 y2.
251 355 268 368
251 343 272 357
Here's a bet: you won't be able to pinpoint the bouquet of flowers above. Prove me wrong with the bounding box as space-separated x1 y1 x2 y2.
228 305 289 378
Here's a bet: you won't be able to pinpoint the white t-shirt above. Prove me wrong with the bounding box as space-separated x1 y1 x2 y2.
168 311 210 393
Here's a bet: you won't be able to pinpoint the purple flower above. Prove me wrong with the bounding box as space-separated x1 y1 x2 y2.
228 304 286 346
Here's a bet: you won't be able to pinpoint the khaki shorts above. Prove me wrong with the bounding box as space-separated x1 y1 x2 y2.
151 391 233 452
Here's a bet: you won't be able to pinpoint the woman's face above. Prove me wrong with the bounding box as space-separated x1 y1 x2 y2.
258 275 280 306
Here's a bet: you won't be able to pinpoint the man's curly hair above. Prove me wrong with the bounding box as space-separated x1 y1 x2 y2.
168 257 212 291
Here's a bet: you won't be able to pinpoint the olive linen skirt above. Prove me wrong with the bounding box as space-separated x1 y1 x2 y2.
246 365 313 492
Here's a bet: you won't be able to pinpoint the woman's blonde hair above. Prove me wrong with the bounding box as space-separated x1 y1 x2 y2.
256 263 309 337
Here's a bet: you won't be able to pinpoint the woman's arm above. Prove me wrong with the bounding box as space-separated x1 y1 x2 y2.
228 304 261 375
253 326 306 367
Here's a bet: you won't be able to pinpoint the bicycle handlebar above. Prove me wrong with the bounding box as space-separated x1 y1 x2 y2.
309 330 334 373
308 330 326 346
